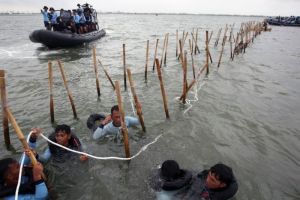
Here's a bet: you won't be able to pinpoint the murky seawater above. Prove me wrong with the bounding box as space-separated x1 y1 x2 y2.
0 13 300 200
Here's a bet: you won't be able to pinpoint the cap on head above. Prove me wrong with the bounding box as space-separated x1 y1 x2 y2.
160 160 181 180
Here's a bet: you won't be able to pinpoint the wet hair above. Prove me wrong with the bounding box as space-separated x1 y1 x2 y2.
210 163 234 186
161 160 181 180
0 158 16 183
55 124 71 135
111 105 119 115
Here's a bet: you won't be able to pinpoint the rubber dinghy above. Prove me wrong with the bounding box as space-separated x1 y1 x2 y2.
29 29 106 48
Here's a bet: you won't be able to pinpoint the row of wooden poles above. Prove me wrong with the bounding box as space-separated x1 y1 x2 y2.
1 20 269 158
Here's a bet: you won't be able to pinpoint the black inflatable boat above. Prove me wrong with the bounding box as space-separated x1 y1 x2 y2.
29 29 106 48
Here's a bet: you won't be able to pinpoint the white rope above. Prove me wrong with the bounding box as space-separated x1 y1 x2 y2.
15 132 32 200
40 132 162 160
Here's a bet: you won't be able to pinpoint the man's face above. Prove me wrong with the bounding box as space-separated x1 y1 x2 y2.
5 160 20 186
55 131 70 146
205 171 226 189
112 110 121 127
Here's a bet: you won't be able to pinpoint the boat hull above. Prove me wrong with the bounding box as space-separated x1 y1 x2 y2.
29 29 106 48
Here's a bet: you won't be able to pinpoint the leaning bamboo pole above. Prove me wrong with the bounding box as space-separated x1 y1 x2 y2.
152 39 159 71
155 59 170 119
98 59 115 90
115 81 130 158
0 70 10 148
194 28 199 55
208 31 213 44
122 44 127 91
92 47 101 97
188 39 196 79
214 28 222 47
205 31 209 76
6 108 37 165
57 60 78 119
217 36 227 68
182 51 188 104
160 33 168 67
127 68 146 132
176 30 178 57
191 33 200 54
144 40 149 82
48 61 54 123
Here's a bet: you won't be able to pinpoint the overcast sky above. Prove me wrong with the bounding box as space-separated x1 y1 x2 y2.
0 0 299 16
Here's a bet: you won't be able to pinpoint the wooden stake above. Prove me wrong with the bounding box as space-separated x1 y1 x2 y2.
191 33 200 54
194 28 199 55
155 59 170 119
182 51 188 104
48 61 54 123
6 108 37 165
214 28 222 47
92 47 101 97
0 70 10 148
152 39 159 71
160 33 167 67
217 36 227 68
98 59 115 90
145 40 149 82
115 81 130 158
208 31 213 44
164 33 169 65
57 60 78 119
205 31 209 76
122 44 127 91
127 69 146 132
176 30 178 57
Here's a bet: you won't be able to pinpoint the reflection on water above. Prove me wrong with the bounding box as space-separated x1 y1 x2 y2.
0 14 300 199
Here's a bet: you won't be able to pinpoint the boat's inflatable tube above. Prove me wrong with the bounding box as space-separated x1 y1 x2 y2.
29 29 106 48
86 113 106 131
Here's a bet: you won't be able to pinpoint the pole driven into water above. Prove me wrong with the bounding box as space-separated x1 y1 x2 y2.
145 40 149 82
92 47 101 97
0 70 10 149
122 44 127 91
205 31 209 76
152 39 159 72
127 68 146 132
155 59 170 119
48 61 54 123
57 60 78 119
217 36 227 68
115 81 130 158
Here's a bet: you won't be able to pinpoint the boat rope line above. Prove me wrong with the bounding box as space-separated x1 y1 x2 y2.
39 132 162 160
15 131 32 200
174 77 206 114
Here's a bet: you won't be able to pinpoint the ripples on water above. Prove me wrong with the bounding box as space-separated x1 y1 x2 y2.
0 14 300 200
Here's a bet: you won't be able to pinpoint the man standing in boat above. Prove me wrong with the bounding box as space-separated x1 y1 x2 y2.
40 6 50 30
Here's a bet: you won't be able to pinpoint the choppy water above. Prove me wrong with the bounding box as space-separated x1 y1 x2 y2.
0 13 300 200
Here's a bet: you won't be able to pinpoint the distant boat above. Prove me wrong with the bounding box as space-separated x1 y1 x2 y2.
29 29 106 48
266 16 300 27
29 3 106 48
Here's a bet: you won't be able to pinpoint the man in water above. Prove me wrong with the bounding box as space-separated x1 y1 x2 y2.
92 105 141 140
28 125 88 163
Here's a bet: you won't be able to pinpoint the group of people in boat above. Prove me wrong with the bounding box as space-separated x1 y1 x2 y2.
0 104 238 199
40 3 98 34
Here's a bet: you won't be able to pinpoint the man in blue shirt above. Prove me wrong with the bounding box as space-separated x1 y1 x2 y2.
40 6 50 30
92 105 141 140
0 158 48 200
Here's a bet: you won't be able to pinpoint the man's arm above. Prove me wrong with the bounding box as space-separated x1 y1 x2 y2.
125 116 140 127
92 122 115 140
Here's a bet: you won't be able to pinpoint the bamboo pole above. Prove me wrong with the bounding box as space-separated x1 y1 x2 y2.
214 28 222 47
194 28 199 55
122 44 127 91
145 40 149 82
48 61 54 123
205 31 209 76
92 47 101 97
115 81 130 158
98 59 115 90
155 59 170 119
160 33 167 67
57 60 78 119
152 39 159 71
176 30 178 57
191 33 200 54
217 36 227 68
188 39 195 79
164 33 169 65
0 70 10 148
127 69 146 132
182 51 187 104
208 31 213 44
6 108 37 165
